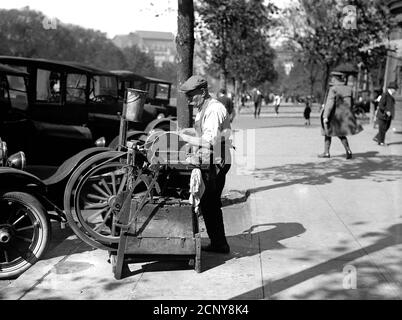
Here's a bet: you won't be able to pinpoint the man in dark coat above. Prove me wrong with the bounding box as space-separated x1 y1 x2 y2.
373 81 397 146
319 71 363 159
252 88 263 118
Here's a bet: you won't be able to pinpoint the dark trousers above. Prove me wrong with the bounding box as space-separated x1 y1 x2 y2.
324 135 351 154
274 104 280 114
200 164 231 246
254 102 261 118
375 118 392 143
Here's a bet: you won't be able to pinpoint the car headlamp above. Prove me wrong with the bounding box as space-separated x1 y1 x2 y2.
95 137 106 148
7 151 26 170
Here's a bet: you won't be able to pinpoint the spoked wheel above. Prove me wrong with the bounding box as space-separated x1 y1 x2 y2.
0 192 50 279
64 151 153 251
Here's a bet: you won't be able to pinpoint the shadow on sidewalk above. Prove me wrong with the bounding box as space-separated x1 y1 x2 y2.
230 223 402 300
247 151 402 195
42 222 94 260
201 223 306 272
113 223 306 279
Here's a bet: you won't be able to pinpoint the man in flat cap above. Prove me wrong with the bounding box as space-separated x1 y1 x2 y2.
373 81 397 146
179 75 232 254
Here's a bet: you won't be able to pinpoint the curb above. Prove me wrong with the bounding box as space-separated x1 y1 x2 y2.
221 189 251 207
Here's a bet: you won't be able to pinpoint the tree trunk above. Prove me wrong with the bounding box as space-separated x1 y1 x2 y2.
176 0 195 129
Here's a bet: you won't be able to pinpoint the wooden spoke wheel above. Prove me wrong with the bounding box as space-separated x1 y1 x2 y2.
64 151 152 250
0 192 50 279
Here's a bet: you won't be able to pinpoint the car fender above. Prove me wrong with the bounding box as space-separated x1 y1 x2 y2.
144 117 178 134
108 130 147 149
0 167 46 193
42 147 111 186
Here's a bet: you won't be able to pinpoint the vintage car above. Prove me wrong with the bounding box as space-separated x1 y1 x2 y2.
0 56 174 166
111 70 176 118
0 136 110 279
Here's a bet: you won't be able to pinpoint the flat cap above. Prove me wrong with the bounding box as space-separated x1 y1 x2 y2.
388 81 398 89
180 75 208 93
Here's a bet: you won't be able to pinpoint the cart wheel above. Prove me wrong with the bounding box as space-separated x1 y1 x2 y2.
0 192 50 279
64 151 152 250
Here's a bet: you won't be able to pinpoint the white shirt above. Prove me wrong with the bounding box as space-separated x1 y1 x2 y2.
195 97 231 146
274 95 281 105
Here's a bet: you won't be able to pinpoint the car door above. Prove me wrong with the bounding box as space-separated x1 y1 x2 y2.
28 68 92 165
0 73 32 156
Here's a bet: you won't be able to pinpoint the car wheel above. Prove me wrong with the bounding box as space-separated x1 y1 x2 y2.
0 192 50 279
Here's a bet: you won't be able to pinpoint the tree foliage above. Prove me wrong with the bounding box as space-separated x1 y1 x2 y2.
0 7 172 80
195 0 278 88
280 0 394 98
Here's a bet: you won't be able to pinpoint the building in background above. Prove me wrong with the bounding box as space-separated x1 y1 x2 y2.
113 31 176 67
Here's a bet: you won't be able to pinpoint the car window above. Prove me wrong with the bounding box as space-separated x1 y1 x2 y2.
147 83 156 99
155 83 169 100
89 75 118 103
36 69 61 104
133 80 147 91
4 65 27 73
0 76 9 104
66 73 87 104
7 75 28 111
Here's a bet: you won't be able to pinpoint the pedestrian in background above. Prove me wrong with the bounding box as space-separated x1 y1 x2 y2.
217 88 235 123
304 98 311 126
273 93 282 116
319 71 363 159
373 81 397 146
252 88 263 119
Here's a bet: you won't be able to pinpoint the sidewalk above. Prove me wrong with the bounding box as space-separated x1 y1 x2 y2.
1 119 401 300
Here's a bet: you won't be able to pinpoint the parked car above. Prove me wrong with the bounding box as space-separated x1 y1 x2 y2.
0 135 111 279
111 70 176 118
0 56 174 166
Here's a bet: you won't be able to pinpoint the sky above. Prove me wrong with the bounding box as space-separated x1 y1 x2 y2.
0 0 293 38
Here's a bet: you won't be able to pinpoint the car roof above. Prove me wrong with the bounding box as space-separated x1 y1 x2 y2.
143 75 172 85
110 70 148 82
0 63 29 76
0 56 114 76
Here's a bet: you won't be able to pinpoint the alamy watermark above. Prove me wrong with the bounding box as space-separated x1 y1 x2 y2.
342 5 357 30
144 128 256 174
42 16 57 30
342 264 357 289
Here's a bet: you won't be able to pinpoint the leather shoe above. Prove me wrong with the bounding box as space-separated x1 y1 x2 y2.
318 153 330 158
346 151 352 159
202 243 230 254
378 142 386 146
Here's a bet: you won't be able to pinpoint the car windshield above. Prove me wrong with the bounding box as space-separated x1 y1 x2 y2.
67 73 87 103
7 75 27 110
90 75 118 101
156 83 169 100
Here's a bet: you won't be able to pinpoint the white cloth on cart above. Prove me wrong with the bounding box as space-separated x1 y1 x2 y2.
189 168 205 214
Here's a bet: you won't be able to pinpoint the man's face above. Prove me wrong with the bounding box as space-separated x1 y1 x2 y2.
185 88 205 109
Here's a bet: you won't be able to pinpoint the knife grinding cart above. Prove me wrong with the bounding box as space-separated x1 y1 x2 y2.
63 89 209 279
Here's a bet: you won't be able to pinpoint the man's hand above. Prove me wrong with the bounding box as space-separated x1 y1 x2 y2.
386 111 391 117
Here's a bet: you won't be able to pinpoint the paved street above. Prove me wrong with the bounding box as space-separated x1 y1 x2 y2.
1 111 401 300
